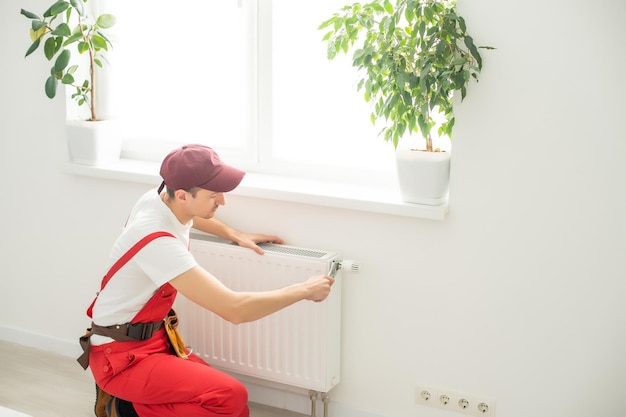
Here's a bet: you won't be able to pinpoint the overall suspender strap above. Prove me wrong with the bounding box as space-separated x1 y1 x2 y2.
78 231 175 370
99 232 176 295
86 231 176 318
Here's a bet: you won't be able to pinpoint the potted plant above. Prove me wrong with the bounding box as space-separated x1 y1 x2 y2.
319 0 492 204
21 0 119 165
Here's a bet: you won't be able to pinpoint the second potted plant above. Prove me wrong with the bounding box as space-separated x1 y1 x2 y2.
319 0 493 204
21 0 118 165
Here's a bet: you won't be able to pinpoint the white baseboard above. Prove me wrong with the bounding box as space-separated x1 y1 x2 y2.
0 405 32 417
0 325 82 358
0 326 383 417
244 380 384 417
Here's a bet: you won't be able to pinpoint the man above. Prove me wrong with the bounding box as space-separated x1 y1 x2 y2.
80 144 335 417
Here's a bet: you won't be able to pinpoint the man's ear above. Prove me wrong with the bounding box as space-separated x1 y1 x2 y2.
174 189 188 201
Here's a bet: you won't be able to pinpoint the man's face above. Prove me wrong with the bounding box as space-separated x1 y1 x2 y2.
189 188 225 219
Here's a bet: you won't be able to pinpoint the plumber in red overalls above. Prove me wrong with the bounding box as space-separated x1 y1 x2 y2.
77 144 335 417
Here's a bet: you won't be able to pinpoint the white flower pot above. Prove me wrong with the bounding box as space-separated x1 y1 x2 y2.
395 147 450 205
66 119 122 166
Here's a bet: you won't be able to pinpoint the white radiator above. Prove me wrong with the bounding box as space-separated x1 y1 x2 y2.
174 233 342 394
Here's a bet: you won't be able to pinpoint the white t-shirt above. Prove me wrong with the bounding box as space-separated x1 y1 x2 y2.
90 189 198 345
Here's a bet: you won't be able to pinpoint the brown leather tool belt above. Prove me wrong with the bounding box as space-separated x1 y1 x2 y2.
78 319 164 370
90 320 164 342
77 311 182 370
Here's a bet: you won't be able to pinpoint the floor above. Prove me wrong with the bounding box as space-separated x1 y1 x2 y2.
0 340 305 417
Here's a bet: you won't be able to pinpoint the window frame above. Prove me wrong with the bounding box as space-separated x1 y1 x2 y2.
66 0 449 220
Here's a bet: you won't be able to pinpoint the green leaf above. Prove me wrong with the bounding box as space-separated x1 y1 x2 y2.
96 14 116 29
452 57 466 66
423 5 434 22
458 16 466 33
353 48 365 62
43 1 70 18
447 117 455 134
397 122 406 138
408 112 416 131
45 75 58 98
61 72 74 84
396 72 406 89
418 21 426 37
63 32 82 46
55 36 64 51
92 35 108 51
43 37 57 60
341 37 349 54
69 0 84 16
333 17 343 31
54 49 71 71
370 3 385 13
20 9 41 20
387 94 400 115
25 38 41 58
327 39 338 60
402 90 412 106
77 41 89 54
384 0 393 14
318 16 337 30
31 20 46 32
405 6 415 22
67 64 78 74
97 31 113 46
51 23 71 37
464 35 482 69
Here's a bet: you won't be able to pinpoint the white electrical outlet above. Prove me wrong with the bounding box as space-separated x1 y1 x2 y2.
415 385 496 416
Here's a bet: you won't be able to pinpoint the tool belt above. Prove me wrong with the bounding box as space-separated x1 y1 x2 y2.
77 317 165 370
94 320 164 342
77 309 190 370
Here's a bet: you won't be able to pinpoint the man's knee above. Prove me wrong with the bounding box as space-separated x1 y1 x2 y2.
229 380 249 415
214 379 249 416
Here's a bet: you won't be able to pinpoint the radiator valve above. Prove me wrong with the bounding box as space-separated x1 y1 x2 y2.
339 260 359 273
328 260 359 277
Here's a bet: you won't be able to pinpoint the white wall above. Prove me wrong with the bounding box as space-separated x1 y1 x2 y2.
2 1 625 417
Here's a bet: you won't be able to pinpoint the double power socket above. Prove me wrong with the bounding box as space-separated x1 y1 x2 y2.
415 385 496 416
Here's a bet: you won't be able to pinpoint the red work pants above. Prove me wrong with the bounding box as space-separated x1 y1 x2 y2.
88 284 249 417
90 330 249 417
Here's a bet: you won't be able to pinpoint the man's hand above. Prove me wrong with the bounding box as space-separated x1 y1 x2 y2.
303 275 335 302
192 217 284 255
232 232 285 255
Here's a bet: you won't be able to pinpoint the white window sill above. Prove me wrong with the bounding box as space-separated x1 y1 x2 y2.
62 159 449 220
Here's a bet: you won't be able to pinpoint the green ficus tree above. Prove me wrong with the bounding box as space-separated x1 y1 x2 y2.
21 0 116 121
319 0 492 151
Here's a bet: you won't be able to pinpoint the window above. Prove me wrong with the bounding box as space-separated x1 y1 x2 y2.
103 0 397 185
103 1 253 162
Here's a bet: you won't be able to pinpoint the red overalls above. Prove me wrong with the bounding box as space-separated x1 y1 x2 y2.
88 264 249 417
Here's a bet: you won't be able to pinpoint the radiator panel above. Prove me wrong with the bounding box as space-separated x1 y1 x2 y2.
174 233 342 393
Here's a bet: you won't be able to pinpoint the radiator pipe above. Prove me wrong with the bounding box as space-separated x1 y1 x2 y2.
309 390 318 417
322 392 330 417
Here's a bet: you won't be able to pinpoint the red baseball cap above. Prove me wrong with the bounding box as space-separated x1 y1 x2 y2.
157 144 245 194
